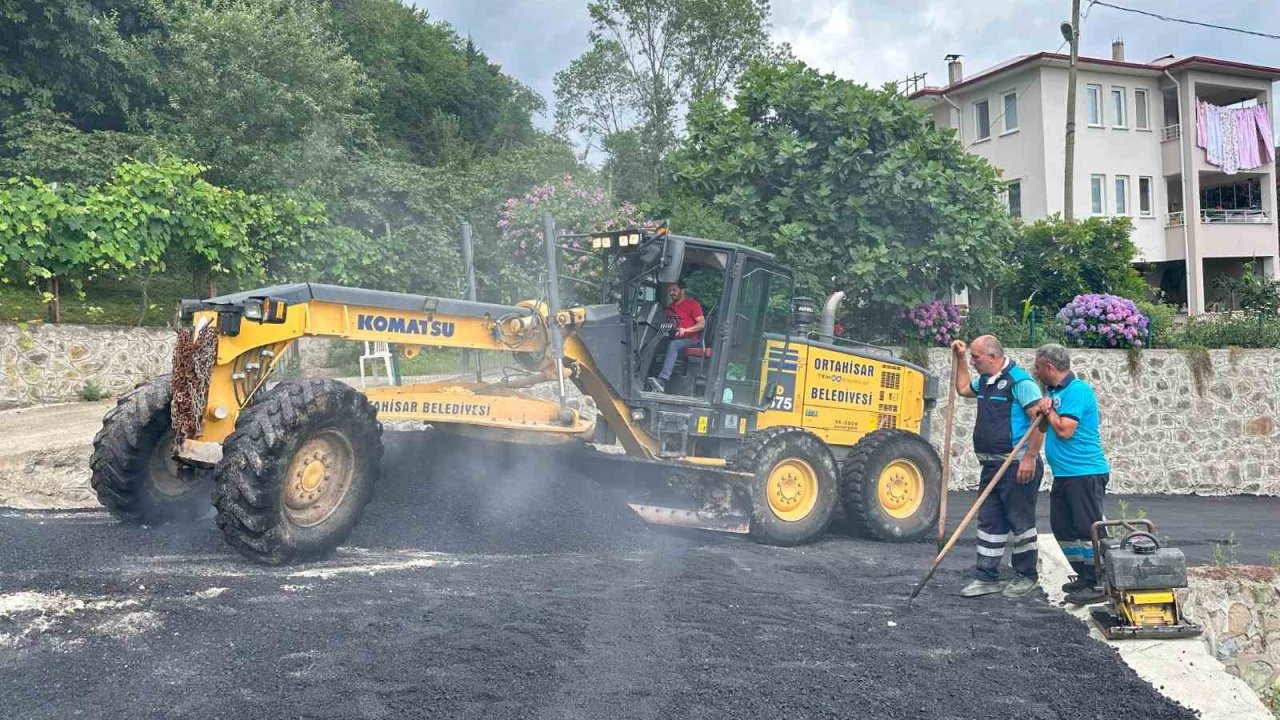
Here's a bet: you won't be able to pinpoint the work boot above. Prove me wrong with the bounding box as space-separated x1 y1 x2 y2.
1061 576 1090 594
646 376 666 393
1002 575 1039 598
1064 586 1107 606
960 579 1004 598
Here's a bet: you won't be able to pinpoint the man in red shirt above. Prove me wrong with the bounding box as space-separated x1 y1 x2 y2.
647 279 705 393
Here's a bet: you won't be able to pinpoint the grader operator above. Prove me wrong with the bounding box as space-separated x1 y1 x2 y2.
90 217 944 564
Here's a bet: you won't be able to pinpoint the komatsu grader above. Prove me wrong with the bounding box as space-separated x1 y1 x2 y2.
90 216 944 564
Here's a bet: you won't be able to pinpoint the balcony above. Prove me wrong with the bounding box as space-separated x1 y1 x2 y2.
1198 217 1277 259
1200 208 1270 224
1165 211 1185 227
1160 124 1181 142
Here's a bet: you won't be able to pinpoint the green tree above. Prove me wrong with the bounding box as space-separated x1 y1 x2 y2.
331 0 542 166
672 62 1017 308
554 0 774 200
135 0 372 195
998 216 1148 311
1 108 163 186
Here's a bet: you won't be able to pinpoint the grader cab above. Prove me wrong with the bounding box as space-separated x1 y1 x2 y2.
91 217 943 564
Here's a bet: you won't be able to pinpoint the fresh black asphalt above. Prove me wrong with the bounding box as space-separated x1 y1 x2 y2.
0 430 1221 719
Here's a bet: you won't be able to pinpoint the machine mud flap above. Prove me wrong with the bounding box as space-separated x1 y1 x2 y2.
1090 609 1204 640
568 449 753 534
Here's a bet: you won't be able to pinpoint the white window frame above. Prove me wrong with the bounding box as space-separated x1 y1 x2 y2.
1134 88 1150 131
1086 84 1103 127
1006 179 1022 218
1002 90 1019 133
973 99 991 141
1111 86 1127 128
1090 174 1106 215
1115 175 1130 215
1138 176 1154 217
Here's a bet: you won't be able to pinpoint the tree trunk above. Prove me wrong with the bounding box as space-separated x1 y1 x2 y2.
46 276 62 324
137 272 151 327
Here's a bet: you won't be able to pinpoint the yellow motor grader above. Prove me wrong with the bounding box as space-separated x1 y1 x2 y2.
90 216 944 564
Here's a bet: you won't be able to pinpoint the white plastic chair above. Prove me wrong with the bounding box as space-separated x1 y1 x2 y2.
359 341 394 387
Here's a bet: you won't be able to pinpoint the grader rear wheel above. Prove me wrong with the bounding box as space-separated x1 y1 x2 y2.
736 427 839 546
90 376 213 524
839 429 941 542
213 379 382 565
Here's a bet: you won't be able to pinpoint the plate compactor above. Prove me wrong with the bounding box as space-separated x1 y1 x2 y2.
1089 519 1203 640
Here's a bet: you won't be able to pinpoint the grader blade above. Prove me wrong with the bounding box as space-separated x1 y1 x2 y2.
626 503 750 534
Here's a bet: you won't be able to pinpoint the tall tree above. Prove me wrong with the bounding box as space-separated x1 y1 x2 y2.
331 0 543 166
554 0 773 200
672 62 1017 309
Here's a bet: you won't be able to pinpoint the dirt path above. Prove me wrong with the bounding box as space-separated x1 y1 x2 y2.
0 431 1194 720
0 400 113 509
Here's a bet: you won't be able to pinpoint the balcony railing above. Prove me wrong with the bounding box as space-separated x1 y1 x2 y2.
1201 209 1271 224
1166 211 1185 227
1161 124 1182 142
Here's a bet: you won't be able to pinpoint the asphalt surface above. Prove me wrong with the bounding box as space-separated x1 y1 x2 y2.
945 490 1280 566
0 430 1203 720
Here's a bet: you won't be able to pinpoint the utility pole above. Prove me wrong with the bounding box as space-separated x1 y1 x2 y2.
1062 0 1081 222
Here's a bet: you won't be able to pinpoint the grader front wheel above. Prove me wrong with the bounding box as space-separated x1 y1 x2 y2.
90 376 213 524
738 427 839 546
213 379 383 565
839 429 941 542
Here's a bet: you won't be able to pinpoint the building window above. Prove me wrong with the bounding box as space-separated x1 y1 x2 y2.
1139 176 1153 216
1115 175 1130 215
1111 87 1127 128
1002 91 1018 132
974 99 991 141
1087 84 1103 126
1007 180 1022 218
1135 88 1150 130
1090 174 1106 215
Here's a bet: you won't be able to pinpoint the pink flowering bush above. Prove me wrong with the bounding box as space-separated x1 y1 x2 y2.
1057 294 1149 348
498 176 641 284
901 300 963 346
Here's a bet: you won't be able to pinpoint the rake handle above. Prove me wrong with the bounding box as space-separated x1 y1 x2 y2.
911 418 1043 600
937 353 959 552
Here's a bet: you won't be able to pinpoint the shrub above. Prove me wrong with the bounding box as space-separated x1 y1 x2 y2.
79 380 106 402
1057 294 1149 348
900 300 962 347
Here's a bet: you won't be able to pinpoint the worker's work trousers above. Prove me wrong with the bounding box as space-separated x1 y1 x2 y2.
1050 473 1109 587
974 457 1042 582
658 338 699 380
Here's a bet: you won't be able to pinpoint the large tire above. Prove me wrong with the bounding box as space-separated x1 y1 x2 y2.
839 429 941 542
736 427 839 546
212 379 382 565
90 376 213 524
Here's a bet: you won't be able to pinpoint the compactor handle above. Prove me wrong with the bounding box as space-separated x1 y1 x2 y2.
1119 530 1160 554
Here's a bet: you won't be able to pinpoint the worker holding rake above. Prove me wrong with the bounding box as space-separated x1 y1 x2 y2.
950 336 1046 599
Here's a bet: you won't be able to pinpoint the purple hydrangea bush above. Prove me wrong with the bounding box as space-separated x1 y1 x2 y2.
901 300 963 346
1057 294 1149 348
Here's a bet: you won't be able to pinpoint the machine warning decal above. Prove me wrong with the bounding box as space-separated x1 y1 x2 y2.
375 400 489 416
738 418 747 434
696 416 709 434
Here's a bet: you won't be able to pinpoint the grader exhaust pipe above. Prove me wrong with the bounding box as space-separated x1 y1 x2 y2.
821 291 845 337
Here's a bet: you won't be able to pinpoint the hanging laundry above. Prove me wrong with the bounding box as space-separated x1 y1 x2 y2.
1234 106 1258 172
1254 104 1275 164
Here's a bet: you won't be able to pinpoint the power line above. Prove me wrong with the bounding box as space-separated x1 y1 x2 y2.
1088 1 1280 41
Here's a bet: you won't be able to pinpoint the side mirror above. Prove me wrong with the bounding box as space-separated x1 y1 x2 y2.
657 236 685 285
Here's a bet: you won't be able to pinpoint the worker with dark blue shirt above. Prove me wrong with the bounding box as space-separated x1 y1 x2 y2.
951 335 1046 599
1033 343 1111 606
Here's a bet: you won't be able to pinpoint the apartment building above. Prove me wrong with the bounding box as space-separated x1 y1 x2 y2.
910 42 1280 314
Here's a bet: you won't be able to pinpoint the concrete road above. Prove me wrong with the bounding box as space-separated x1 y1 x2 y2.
0 431 1194 720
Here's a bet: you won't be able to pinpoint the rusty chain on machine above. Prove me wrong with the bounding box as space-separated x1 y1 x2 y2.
171 324 218 442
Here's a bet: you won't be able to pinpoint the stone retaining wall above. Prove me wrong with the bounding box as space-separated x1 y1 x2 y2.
0 323 175 409
924 348 1280 496
1178 567 1280 713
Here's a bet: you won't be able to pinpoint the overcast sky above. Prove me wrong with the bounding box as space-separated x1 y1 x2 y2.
416 0 1280 134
